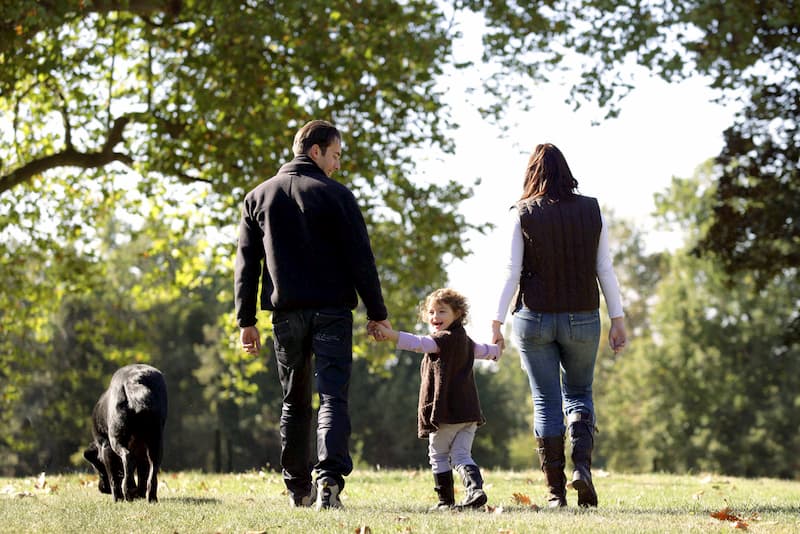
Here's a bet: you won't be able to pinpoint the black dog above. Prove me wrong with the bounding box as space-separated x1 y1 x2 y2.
84 364 167 502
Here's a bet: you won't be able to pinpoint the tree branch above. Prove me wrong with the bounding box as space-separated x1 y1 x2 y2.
0 116 134 195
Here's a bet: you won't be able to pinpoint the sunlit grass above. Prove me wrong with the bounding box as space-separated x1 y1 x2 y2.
1 469 799 533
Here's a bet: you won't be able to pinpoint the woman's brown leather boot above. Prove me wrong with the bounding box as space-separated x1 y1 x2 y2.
536 435 567 507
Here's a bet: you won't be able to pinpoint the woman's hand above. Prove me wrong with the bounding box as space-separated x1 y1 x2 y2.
609 316 627 354
491 320 505 352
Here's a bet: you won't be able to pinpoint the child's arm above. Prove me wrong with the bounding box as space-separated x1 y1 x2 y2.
373 323 400 343
395 332 440 353
473 342 501 362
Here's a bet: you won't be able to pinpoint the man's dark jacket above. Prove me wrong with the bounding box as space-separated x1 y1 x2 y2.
234 155 387 327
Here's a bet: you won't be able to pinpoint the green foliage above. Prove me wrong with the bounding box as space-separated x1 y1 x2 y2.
598 166 800 478
469 0 799 301
0 1 490 473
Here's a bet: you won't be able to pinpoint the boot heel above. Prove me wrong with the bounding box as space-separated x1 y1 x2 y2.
571 477 597 507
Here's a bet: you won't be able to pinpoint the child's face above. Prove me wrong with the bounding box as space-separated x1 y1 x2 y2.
427 301 459 332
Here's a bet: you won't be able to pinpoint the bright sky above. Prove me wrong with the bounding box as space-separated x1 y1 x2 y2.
412 13 739 340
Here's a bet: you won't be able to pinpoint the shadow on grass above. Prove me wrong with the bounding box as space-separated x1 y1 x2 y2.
161 497 222 505
726 504 800 515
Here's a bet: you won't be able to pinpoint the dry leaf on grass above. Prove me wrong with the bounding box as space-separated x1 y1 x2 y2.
354 526 372 534
711 507 749 529
511 492 531 505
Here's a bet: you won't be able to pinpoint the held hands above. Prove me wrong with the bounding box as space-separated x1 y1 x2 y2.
491 320 505 352
367 319 395 342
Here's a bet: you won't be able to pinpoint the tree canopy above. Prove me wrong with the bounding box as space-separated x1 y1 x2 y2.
2 0 798 476
3 1 797 279
468 0 798 337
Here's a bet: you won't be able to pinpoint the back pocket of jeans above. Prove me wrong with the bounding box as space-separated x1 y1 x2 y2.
568 311 600 342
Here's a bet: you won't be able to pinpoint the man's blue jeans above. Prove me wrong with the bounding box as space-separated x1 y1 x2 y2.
512 308 601 438
271 307 353 497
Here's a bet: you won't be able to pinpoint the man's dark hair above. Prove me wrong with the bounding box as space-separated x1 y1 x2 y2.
292 120 341 156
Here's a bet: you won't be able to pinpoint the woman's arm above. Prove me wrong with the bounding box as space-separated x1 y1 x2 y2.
596 213 624 319
491 209 523 349
596 212 627 353
493 210 523 324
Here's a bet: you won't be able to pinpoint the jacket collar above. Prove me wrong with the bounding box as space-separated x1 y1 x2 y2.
278 155 327 178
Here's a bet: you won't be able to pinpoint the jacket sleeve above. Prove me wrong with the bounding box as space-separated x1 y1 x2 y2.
234 197 265 328
341 189 388 321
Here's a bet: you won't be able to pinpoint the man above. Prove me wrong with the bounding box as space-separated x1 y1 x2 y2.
234 120 390 510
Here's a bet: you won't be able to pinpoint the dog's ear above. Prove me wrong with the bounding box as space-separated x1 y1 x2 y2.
83 442 99 463
84 442 111 494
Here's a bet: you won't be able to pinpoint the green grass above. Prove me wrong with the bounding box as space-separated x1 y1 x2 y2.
1 469 799 533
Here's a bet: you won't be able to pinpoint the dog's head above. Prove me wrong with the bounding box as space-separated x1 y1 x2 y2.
83 442 122 494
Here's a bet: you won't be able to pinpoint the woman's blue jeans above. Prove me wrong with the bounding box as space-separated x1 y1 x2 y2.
512 308 601 438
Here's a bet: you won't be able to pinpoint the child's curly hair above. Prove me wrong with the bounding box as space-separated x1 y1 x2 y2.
418 288 470 326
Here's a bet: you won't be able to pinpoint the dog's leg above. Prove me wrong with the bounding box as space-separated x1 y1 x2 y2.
110 438 136 502
145 431 163 503
100 445 123 502
136 454 148 499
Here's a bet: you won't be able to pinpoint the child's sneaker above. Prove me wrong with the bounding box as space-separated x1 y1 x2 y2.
315 477 343 510
288 483 316 507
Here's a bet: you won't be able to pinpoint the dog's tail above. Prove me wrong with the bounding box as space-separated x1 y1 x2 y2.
123 367 167 416
124 381 156 412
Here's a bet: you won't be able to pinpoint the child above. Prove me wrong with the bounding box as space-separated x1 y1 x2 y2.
373 288 501 510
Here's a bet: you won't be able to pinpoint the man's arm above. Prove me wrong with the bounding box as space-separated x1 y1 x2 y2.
341 190 388 322
234 197 265 328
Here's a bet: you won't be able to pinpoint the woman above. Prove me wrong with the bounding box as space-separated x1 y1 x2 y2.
491 143 627 508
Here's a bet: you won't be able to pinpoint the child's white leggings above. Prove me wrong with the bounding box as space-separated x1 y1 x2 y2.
428 422 479 474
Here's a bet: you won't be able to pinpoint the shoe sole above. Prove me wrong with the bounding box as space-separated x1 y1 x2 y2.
456 492 487 510
571 479 597 507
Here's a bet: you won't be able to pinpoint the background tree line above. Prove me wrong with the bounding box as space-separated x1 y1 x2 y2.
1 1 797 477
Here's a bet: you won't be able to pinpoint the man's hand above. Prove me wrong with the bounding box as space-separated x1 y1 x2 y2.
367 319 392 341
240 325 261 354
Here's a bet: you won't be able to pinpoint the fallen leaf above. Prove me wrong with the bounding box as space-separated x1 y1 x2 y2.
529 503 541 512
395 516 409 522
711 507 743 523
732 520 748 530
512 492 531 505
354 526 372 534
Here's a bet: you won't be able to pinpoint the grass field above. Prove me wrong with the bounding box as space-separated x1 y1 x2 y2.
1 469 799 533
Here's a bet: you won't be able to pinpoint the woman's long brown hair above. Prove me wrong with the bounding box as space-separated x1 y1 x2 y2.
519 143 579 202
